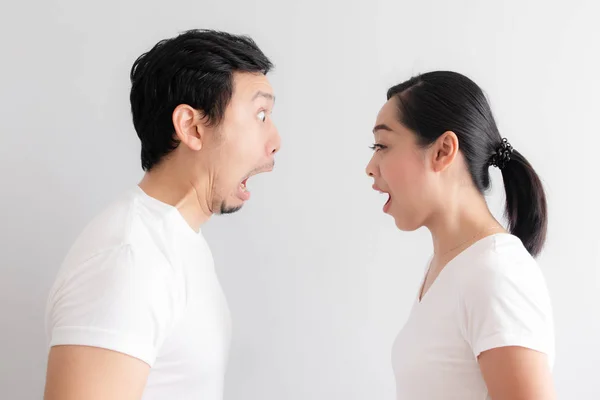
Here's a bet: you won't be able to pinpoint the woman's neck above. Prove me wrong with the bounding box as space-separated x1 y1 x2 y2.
426 188 506 265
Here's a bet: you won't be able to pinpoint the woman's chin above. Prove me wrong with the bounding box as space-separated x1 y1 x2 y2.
391 213 422 232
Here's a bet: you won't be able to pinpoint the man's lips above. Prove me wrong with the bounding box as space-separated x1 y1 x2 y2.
237 162 276 201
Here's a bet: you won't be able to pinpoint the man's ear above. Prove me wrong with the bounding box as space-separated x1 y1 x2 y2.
172 104 204 151
431 131 459 172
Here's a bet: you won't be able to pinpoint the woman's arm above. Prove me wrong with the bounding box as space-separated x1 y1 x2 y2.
479 346 556 400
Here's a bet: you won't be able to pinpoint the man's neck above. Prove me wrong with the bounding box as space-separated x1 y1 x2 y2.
138 163 212 232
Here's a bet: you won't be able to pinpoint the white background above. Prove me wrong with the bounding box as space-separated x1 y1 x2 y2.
1 0 599 398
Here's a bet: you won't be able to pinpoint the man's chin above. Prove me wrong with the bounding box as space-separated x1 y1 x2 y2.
219 202 243 215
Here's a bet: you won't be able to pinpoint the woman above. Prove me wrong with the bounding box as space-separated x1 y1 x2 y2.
366 71 555 399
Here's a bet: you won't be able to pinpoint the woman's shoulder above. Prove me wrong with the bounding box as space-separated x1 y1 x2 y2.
455 233 549 299
453 234 555 363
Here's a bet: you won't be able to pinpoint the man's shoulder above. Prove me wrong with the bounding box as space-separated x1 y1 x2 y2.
63 188 172 268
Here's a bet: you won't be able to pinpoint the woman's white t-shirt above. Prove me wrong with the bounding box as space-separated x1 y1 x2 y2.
392 234 554 400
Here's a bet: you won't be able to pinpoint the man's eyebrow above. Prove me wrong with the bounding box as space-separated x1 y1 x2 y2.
252 91 275 102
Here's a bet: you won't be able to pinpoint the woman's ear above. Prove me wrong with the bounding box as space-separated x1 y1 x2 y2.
431 131 459 172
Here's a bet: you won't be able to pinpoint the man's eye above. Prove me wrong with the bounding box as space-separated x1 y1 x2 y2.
257 111 266 122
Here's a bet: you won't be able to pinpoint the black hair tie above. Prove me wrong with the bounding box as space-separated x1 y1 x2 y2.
489 138 513 169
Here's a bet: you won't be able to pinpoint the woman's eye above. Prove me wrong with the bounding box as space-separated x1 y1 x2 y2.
369 144 387 152
257 110 266 122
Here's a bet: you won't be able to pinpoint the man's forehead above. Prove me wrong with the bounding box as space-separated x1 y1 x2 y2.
233 72 274 98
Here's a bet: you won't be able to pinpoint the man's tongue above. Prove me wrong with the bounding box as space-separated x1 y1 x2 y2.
238 178 251 200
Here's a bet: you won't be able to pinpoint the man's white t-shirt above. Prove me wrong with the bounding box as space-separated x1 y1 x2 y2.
46 186 232 400
392 234 554 400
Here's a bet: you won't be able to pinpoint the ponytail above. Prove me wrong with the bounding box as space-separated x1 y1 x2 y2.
500 149 548 257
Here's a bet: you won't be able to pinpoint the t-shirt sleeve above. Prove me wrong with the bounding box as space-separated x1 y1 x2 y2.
458 256 554 360
47 244 182 367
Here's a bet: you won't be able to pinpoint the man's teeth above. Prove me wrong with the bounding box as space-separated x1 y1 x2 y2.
241 182 248 191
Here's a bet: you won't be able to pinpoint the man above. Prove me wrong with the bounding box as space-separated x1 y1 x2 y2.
44 29 280 400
